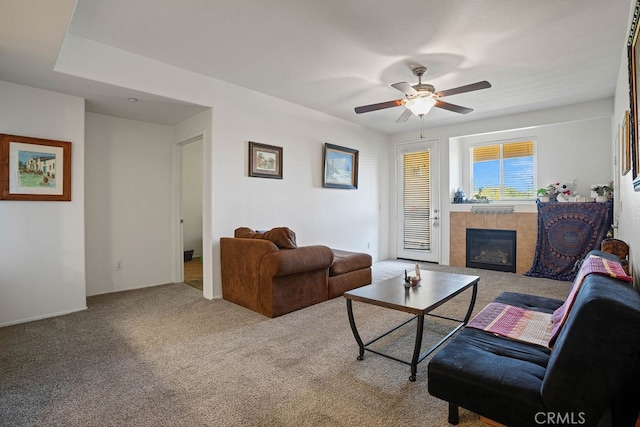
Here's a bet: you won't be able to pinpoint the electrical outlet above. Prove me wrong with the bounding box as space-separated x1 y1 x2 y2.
115 260 123 270
367 242 371 249
572 178 578 187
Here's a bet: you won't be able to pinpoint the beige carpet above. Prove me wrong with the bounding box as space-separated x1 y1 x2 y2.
0 260 574 427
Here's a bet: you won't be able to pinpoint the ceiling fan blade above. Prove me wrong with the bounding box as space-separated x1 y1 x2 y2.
435 100 473 114
396 108 413 123
391 82 418 96
354 99 404 114
436 81 491 98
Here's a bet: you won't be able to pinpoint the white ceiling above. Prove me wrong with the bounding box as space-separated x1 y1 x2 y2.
0 0 634 133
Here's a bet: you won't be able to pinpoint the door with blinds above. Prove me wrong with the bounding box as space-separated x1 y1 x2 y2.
396 139 440 262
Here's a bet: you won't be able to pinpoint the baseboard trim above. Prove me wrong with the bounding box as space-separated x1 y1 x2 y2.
0 306 87 327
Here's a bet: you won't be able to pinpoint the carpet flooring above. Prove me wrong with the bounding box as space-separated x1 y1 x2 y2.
0 260 576 427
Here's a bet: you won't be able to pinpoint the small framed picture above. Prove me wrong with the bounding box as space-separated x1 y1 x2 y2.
323 143 358 189
0 134 72 201
248 141 282 179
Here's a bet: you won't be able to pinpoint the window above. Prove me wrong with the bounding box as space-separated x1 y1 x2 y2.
471 140 535 201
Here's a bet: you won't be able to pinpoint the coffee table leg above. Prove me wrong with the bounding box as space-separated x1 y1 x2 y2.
462 282 478 324
346 299 365 360
409 314 425 382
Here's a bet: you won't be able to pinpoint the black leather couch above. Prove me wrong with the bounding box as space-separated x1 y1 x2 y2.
428 250 640 426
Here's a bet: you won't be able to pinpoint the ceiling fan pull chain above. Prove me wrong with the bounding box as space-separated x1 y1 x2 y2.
420 114 424 139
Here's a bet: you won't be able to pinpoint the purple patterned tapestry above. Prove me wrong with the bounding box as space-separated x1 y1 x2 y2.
524 201 612 281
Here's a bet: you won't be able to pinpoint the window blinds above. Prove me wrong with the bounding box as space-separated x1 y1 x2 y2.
403 150 431 250
472 140 535 200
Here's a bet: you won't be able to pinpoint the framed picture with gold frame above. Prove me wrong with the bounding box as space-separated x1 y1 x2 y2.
0 134 72 201
622 110 631 176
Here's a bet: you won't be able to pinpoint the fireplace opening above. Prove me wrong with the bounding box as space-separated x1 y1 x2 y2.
466 229 516 273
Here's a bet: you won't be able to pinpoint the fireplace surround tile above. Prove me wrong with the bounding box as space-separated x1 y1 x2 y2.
450 212 537 274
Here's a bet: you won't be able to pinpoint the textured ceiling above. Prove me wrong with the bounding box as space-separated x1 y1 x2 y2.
0 0 634 132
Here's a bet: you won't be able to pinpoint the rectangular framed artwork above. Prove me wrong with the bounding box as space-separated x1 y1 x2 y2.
323 143 358 189
248 141 283 179
622 110 631 176
627 0 640 190
0 134 72 201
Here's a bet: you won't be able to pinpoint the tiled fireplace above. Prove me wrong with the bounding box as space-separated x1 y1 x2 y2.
450 211 537 274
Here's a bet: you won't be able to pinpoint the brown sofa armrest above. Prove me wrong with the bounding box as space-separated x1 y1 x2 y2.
261 245 334 278
221 237 279 262
220 238 279 308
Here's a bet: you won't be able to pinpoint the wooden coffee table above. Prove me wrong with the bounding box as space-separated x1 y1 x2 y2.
344 269 479 381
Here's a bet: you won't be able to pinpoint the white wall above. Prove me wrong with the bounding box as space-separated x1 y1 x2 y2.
57 36 390 301
210 85 388 248
208 85 390 299
0 80 86 326
613 0 640 281
390 99 613 265
85 113 174 296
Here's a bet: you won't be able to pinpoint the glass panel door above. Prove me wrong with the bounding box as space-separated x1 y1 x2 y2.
396 139 440 262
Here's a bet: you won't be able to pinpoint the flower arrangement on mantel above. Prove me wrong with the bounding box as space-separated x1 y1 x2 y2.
537 185 556 196
591 182 613 201
536 184 557 202
471 187 490 203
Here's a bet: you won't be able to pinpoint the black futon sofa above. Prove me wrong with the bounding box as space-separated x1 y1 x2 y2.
428 250 640 426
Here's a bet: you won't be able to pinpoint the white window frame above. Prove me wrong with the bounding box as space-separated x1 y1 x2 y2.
468 138 538 202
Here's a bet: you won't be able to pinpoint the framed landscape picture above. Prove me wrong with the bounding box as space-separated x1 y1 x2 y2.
248 141 282 179
323 143 358 189
0 134 72 201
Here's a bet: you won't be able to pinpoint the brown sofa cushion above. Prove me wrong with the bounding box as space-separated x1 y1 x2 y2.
329 249 372 276
234 227 297 249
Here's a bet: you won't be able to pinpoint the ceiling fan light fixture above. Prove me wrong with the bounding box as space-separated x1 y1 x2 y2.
405 97 436 116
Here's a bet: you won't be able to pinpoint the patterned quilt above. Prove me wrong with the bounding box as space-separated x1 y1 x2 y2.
548 255 632 345
468 255 632 348
467 302 553 347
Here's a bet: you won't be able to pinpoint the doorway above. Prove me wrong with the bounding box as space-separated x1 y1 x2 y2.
396 139 440 262
181 137 204 290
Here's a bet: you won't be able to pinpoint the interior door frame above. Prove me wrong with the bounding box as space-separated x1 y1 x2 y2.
395 138 440 263
173 132 211 297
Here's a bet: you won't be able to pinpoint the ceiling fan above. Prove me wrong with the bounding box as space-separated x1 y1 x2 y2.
354 66 491 122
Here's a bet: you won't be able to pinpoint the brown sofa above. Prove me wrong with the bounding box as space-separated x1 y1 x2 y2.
328 249 372 299
220 227 372 317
